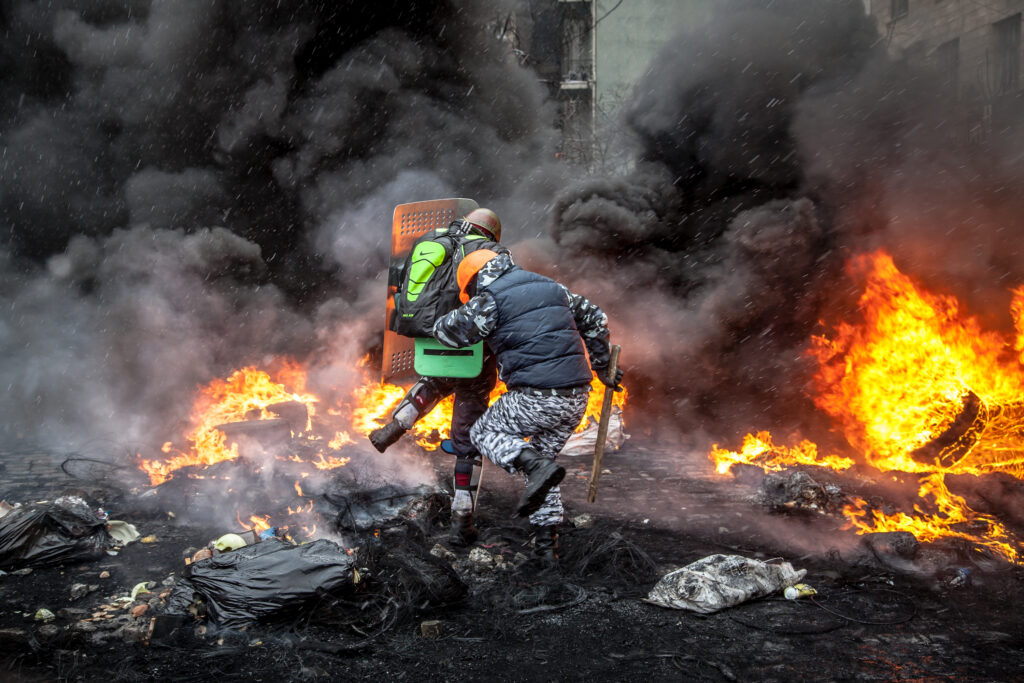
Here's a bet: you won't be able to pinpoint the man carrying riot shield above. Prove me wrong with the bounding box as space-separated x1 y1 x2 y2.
371 200 506 546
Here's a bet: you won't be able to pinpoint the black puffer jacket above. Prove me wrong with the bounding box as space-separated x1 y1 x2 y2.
481 267 593 389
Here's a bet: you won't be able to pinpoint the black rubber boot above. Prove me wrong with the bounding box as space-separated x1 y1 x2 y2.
449 511 479 547
513 448 565 518
532 524 559 568
368 419 406 453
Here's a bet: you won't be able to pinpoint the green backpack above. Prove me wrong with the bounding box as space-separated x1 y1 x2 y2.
389 226 494 377
390 231 460 338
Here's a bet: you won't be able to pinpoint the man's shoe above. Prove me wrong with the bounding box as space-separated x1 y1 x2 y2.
449 511 479 547
368 419 406 453
513 448 565 518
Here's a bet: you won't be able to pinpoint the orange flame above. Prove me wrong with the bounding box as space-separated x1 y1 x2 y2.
138 362 318 485
710 250 1024 563
709 431 854 475
810 251 1024 474
238 513 272 534
349 372 628 449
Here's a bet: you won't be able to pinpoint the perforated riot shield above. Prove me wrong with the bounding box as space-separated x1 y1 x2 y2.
383 198 479 384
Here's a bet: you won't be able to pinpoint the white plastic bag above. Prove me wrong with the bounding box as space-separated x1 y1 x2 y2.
559 406 628 457
646 554 806 613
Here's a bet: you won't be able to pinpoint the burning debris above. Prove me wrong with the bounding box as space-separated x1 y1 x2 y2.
709 252 1024 565
754 470 844 516
4 0 1024 679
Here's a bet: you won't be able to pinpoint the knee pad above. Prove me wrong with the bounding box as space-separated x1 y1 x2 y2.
392 377 445 428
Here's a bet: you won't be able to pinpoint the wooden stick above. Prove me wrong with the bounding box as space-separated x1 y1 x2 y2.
588 344 621 503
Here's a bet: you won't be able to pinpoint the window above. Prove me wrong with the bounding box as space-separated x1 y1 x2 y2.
891 0 908 20
935 38 959 95
994 14 1021 94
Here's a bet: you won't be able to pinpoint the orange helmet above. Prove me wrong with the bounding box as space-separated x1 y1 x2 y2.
457 249 499 303
464 208 501 241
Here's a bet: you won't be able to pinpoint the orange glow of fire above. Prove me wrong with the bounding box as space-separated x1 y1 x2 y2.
350 372 628 449
139 362 319 485
843 473 1018 562
329 431 354 449
810 251 1024 475
312 453 351 470
287 499 314 515
709 431 854 475
709 250 1024 563
238 513 272 534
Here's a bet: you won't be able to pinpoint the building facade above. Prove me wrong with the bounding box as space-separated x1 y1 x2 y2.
868 0 1024 136
510 0 708 167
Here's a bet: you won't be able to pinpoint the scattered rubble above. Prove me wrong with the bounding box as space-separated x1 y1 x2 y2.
755 470 844 514
863 530 920 561
420 619 442 638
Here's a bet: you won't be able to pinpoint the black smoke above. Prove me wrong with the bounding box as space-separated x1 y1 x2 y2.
552 0 1024 447
0 0 565 450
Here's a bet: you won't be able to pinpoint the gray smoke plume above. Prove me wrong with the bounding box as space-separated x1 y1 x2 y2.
552 0 1024 449
0 0 566 452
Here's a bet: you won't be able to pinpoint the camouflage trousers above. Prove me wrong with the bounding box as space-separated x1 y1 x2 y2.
470 389 589 526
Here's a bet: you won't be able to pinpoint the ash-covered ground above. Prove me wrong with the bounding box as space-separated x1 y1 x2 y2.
2 437 1024 683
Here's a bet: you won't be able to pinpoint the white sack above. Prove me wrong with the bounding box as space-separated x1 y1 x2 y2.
646 554 806 613
560 406 628 457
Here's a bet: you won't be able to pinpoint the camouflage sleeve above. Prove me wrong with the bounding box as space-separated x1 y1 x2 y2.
561 285 611 370
432 292 498 348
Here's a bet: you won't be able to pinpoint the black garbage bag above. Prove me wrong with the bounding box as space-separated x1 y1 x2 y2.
168 538 356 629
0 495 113 570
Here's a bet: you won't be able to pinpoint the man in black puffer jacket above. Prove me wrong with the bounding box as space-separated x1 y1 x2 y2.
432 249 623 567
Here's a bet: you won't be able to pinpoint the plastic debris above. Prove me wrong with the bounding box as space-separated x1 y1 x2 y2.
165 538 357 628
783 583 817 600
131 582 153 601
560 406 628 457
330 484 449 533
34 609 55 622
646 554 806 613
756 471 842 514
213 533 248 552
106 521 140 545
0 496 113 570
572 513 596 529
948 567 972 589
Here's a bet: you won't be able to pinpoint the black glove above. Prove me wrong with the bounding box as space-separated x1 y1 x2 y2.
597 366 624 392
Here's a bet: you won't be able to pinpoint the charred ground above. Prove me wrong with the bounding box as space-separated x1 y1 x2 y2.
2 439 1024 682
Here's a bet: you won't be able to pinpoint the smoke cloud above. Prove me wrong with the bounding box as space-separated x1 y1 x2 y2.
0 0 565 451
6 0 1024 474
552 0 1024 449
